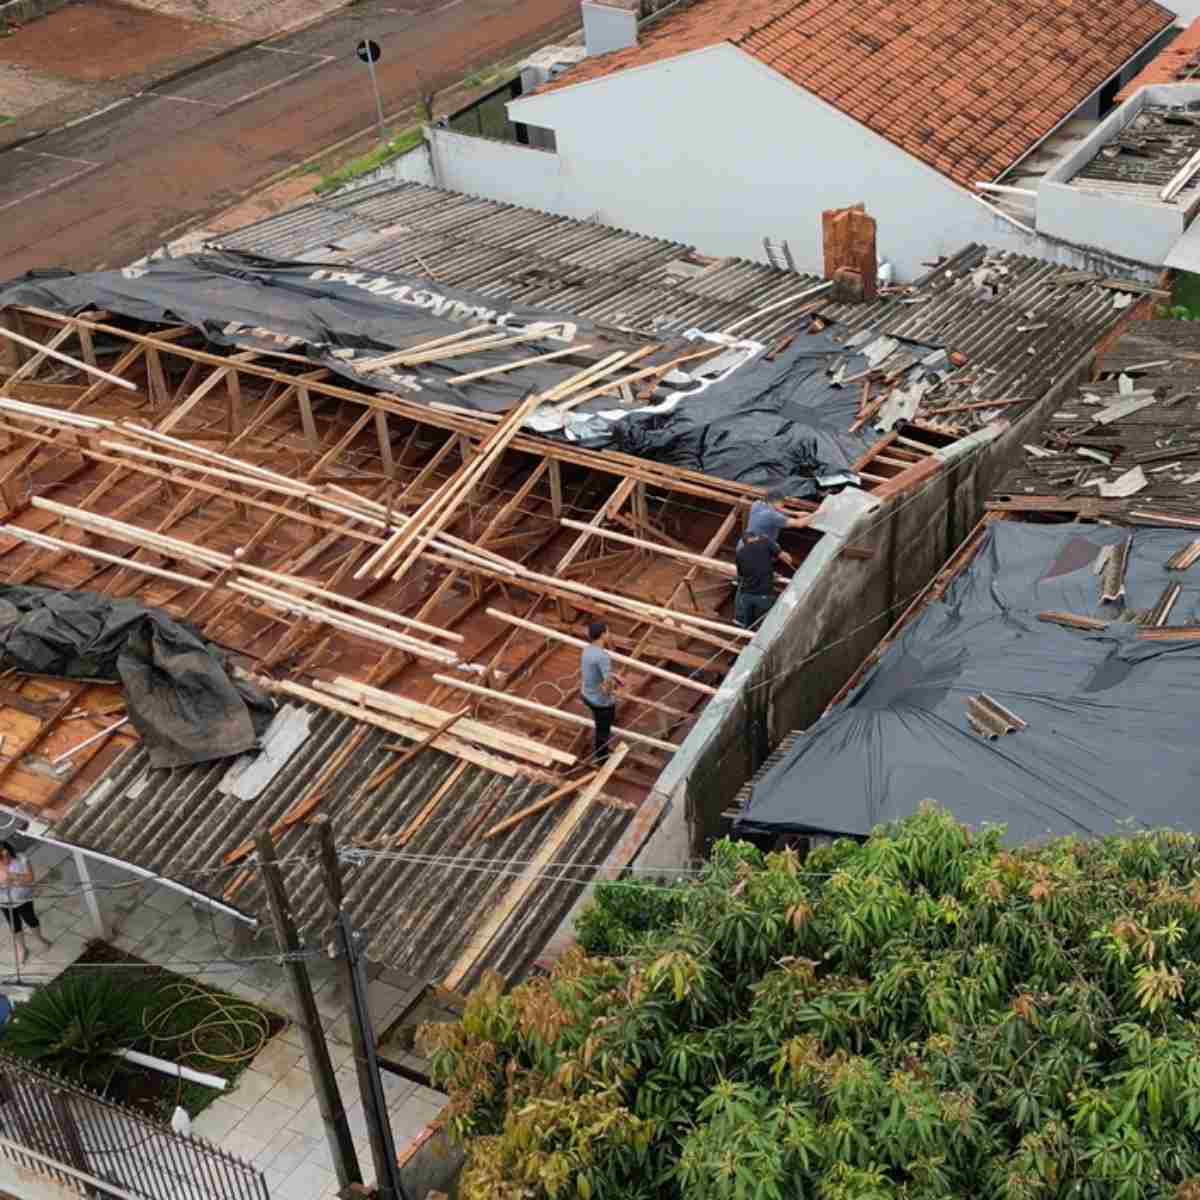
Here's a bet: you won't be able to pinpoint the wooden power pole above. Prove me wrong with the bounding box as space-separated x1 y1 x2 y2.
255 829 361 1192
315 816 408 1200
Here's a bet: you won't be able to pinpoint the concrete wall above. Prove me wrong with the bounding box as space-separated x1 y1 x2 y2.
429 128 572 212
502 43 1163 281
1038 83 1200 265
629 326 1138 868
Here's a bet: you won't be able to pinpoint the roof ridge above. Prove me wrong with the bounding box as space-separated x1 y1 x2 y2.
730 0 811 46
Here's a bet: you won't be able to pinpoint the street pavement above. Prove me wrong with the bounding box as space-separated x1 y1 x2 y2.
0 0 578 276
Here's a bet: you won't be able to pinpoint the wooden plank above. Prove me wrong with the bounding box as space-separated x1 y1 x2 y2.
297 385 319 449
479 770 598 840
559 516 735 577
375 410 394 475
441 744 629 991
446 344 590 385
265 679 537 779
316 677 575 767
486 609 719 695
361 708 468 795
431 674 677 753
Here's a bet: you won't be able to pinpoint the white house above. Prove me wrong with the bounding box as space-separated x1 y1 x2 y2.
424 0 1180 280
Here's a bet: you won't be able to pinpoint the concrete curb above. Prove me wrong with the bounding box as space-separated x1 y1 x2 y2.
0 0 352 155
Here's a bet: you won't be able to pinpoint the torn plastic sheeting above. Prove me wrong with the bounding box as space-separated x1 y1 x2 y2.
0 587 274 769
734 521 1200 846
566 327 941 496
0 251 588 415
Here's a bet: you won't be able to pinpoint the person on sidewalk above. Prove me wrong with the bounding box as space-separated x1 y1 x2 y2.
0 842 52 965
735 531 783 629
580 621 623 765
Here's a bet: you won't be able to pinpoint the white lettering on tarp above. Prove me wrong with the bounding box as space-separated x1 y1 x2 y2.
306 268 577 343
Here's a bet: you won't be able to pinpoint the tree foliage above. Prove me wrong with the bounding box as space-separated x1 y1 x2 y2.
419 805 1200 1200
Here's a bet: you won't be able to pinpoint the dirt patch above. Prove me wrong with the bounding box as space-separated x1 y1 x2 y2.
121 0 349 35
0 0 241 83
0 62 80 118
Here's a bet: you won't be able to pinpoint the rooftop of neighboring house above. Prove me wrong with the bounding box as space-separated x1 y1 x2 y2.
992 318 1200 523
532 0 1175 190
1118 15 1200 99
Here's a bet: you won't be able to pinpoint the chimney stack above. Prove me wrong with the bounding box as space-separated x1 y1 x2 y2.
582 0 639 56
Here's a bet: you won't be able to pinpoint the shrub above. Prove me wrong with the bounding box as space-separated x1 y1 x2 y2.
4 972 148 1090
419 805 1200 1200
575 877 686 956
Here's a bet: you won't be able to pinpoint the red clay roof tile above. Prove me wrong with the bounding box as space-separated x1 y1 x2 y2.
1117 17 1200 100
539 0 1174 188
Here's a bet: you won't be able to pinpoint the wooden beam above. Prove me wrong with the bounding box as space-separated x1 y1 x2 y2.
559 516 735 576
441 743 629 990
486 609 719 695
360 707 468 795
479 770 598 840
432 674 677 752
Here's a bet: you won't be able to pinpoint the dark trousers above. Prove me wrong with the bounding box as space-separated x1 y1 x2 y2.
1 902 39 934
583 701 615 764
735 589 773 629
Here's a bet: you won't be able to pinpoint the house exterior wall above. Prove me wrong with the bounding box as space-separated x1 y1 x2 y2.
504 45 1016 280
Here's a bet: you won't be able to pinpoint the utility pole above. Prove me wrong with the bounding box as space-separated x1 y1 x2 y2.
255 829 361 1192
315 816 407 1200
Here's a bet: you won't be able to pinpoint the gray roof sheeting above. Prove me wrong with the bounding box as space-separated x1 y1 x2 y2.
214 181 820 341
56 706 631 991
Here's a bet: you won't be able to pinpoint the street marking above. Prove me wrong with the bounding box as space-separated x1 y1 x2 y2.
220 53 336 111
0 150 102 214
256 45 317 55
143 92 223 107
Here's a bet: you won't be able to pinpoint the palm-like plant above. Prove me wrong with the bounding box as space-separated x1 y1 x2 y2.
3 973 148 1090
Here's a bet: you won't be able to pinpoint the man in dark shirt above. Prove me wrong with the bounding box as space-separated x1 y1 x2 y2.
735 532 781 629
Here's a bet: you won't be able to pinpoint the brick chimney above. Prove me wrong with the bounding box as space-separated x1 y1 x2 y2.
582 0 638 56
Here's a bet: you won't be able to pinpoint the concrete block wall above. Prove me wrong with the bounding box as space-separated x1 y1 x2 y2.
631 334 1131 868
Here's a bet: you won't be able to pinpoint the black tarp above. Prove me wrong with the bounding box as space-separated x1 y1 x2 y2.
0 587 273 769
734 521 1200 846
0 252 587 414
572 330 938 496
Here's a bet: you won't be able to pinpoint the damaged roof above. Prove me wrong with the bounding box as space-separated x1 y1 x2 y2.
993 318 1200 523
213 181 820 342
533 0 1174 189
1119 17 1200 99
822 244 1145 428
55 705 637 992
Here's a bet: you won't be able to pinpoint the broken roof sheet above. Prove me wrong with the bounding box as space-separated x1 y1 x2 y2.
534 0 1174 189
212 181 820 342
733 518 1200 845
1118 17 1200 100
992 318 1200 521
55 705 635 991
822 245 1140 429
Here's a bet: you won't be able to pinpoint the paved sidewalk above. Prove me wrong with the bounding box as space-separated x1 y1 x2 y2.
0 842 446 1200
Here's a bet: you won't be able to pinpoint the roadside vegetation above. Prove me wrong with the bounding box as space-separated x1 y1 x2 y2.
420 804 1200 1199
313 126 423 195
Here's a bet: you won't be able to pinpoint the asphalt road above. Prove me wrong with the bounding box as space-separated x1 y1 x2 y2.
0 0 578 277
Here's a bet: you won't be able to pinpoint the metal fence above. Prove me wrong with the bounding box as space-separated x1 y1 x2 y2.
0 1051 269 1200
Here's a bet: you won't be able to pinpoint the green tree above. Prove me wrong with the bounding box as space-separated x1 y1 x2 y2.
419 806 1200 1200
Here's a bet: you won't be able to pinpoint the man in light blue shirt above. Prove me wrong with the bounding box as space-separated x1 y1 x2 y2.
580 621 622 764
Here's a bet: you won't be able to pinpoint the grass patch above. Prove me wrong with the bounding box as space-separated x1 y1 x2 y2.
0 116 13 127
313 126 424 195
1172 270 1200 317
1 940 286 1121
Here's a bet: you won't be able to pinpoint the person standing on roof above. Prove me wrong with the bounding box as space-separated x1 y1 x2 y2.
0 841 52 965
580 621 622 766
735 532 784 629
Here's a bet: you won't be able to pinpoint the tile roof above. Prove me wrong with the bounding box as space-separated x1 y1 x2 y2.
537 0 1175 188
1117 19 1200 100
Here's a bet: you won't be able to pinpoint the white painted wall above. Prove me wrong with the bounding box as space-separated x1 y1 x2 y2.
505 44 1052 280
429 129 575 210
